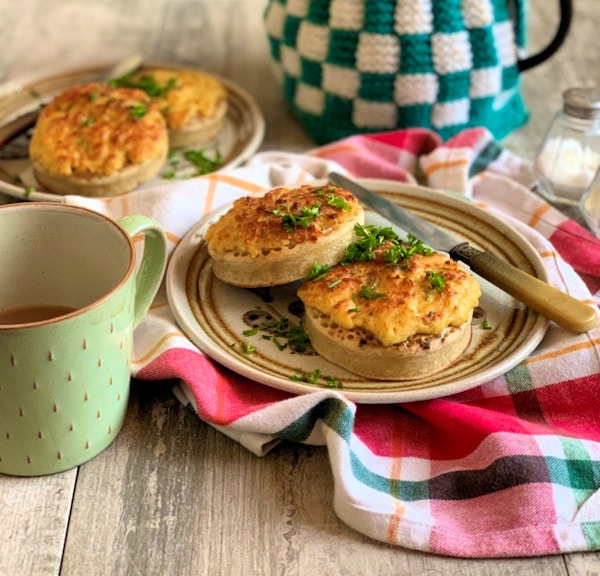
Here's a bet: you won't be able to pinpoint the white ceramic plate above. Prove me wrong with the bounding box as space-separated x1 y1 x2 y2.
166 179 549 404
0 62 265 202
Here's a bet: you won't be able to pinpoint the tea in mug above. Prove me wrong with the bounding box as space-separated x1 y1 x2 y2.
0 304 77 325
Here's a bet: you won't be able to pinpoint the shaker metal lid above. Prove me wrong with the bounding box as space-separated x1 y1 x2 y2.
563 87 600 119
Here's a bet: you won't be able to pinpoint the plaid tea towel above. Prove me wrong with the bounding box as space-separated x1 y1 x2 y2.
66 127 600 558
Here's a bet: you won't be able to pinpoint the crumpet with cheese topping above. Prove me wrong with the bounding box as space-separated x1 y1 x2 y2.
297 225 481 380
204 184 365 287
114 68 228 148
29 82 168 197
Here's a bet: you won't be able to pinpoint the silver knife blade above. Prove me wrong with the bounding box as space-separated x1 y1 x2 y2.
330 171 462 253
329 172 598 334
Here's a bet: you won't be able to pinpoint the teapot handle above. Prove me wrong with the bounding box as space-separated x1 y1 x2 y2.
518 0 573 72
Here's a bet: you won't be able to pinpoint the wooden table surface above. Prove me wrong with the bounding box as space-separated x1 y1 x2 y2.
1 1 599 574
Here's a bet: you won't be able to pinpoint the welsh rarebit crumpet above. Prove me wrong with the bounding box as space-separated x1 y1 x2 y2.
29 83 168 197
204 184 365 287
297 225 481 380
114 68 228 148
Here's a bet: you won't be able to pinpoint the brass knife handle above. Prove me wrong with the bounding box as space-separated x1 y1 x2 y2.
451 244 598 334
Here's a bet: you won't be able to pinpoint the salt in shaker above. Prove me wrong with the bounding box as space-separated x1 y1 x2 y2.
534 87 600 206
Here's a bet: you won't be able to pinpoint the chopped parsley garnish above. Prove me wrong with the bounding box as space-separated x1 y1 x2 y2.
426 270 446 292
340 224 433 265
316 185 349 209
271 204 321 233
342 224 395 263
481 319 492 330
110 73 177 98
242 315 310 353
291 368 322 384
81 116 95 126
270 187 352 233
325 375 344 388
327 195 349 210
358 283 388 299
291 369 344 389
306 225 440 304
348 292 361 313
384 234 433 264
305 262 333 281
182 148 222 176
286 324 311 353
130 101 150 119
315 186 335 197
163 148 223 179
241 342 256 354
307 225 433 278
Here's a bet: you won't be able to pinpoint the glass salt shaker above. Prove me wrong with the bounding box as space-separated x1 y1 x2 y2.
533 87 600 206
580 165 600 236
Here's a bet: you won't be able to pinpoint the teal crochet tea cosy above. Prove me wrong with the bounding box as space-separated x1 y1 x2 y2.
264 0 530 144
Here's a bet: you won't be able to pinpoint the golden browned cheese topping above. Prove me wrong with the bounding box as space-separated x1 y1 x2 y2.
130 68 227 129
298 242 481 346
205 185 363 257
29 83 167 176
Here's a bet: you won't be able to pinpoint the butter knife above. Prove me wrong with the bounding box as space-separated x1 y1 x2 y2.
329 172 598 334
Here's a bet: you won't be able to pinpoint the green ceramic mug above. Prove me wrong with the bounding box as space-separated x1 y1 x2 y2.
0 203 167 476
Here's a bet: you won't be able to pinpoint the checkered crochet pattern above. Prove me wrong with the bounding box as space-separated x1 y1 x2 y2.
264 0 529 144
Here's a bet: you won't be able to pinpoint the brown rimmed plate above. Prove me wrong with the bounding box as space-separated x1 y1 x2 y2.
0 62 265 202
166 179 549 404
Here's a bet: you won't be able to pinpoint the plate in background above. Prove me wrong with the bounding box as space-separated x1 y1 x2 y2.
166 179 550 404
0 62 265 202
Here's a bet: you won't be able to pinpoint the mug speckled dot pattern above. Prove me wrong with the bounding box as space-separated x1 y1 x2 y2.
0 203 167 476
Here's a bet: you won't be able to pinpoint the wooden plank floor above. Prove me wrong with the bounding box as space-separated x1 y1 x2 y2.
1 1 599 574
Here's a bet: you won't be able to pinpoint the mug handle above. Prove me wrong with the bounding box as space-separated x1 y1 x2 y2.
517 0 573 72
116 215 168 327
